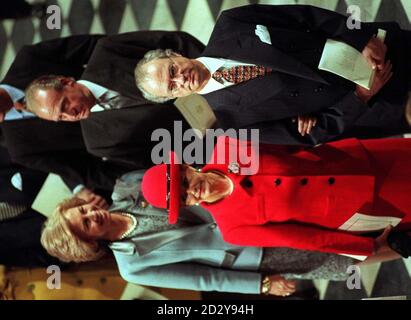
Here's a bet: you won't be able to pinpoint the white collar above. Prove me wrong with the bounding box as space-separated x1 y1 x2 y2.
77 80 112 99
196 57 226 95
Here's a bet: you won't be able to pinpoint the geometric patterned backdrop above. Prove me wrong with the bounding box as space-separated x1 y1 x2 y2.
1 0 410 299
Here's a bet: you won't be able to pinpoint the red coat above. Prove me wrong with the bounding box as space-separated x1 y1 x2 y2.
201 136 411 256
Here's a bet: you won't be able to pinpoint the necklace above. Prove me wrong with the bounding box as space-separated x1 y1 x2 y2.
119 212 138 240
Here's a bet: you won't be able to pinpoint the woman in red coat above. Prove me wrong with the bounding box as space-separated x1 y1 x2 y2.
141 136 411 258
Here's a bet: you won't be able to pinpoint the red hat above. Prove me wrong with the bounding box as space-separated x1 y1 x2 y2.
141 151 181 224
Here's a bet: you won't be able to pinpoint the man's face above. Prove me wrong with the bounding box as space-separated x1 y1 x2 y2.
33 78 96 122
140 55 210 100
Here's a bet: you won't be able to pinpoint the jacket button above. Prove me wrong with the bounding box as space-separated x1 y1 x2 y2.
328 177 335 185
243 179 253 188
300 178 308 186
274 178 281 186
139 200 148 208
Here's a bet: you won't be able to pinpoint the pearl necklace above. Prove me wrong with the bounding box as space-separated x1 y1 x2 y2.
119 212 138 240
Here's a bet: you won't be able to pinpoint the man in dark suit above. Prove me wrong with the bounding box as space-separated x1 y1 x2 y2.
135 4 411 145
0 35 127 202
24 31 205 167
0 145 61 267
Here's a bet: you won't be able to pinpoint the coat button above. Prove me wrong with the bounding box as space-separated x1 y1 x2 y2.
243 179 253 188
290 90 299 98
300 178 308 186
139 200 148 208
274 178 282 186
328 177 335 185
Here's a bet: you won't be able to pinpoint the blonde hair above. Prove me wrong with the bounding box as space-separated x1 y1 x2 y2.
40 197 106 263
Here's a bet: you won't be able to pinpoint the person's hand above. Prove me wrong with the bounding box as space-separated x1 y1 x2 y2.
355 60 393 103
266 275 297 297
75 187 109 209
293 115 317 136
362 36 387 70
374 225 393 254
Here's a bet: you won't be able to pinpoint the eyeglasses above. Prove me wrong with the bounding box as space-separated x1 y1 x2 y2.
167 57 179 97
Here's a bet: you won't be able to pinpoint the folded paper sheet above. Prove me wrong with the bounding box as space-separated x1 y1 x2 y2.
337 211 401 261
318 29 386 89
31 173 73 217
174 94 216 138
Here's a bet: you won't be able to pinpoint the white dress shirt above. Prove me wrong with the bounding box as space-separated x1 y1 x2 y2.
77 80 120 112
196 57 255 95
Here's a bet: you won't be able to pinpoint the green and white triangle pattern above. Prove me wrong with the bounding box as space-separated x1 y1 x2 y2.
359 262 382 297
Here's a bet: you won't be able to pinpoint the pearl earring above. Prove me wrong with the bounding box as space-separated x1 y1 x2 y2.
196 168 202 172
195 203 200 206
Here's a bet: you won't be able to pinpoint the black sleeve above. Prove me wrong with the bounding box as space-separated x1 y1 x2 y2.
0 209 63 268
1 119 123 191
2 34 105 89
220 4 377 52
98 30 205 58
9 150 124 191
254 91 369 146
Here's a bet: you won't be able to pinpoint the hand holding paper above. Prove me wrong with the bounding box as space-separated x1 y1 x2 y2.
355 60 393 103
318 29 388 90
362 35 388 70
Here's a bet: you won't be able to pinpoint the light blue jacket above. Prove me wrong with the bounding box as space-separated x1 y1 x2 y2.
108 171 263 294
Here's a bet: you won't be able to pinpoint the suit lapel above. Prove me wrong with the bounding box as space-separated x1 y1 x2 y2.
204 33 328 85
110 223 214 256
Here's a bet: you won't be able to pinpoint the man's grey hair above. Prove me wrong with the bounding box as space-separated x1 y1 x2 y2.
25 75 65 112
135 48 179 103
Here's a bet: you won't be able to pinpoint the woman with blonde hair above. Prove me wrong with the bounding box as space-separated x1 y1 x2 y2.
41 171 366 297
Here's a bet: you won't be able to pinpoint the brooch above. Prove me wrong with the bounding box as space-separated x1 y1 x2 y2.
228 162 240 174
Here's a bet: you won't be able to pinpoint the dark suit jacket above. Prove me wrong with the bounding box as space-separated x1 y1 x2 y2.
0 35 125 190
0 146 61 267
80 31 205 165
202 5 410 145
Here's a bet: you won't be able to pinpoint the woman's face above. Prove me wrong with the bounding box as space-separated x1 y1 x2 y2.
64 204 112 241
181 165 229 205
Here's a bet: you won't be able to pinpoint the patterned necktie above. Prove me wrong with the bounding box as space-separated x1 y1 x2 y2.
0 201 27 221
212 65 273 84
